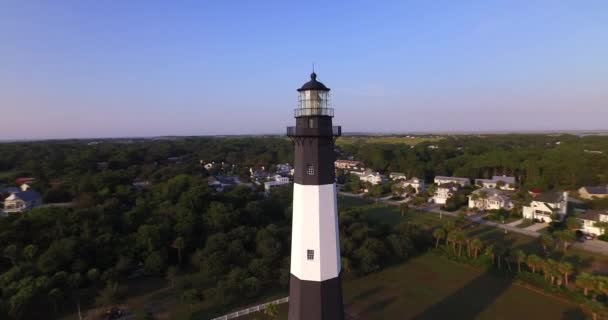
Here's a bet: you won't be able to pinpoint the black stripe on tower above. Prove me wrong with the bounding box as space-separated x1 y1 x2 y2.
288 274 345 320
289 115 337 185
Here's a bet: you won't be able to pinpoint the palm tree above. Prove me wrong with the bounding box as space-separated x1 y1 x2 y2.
470 238 483 259
48 288 63 314
453 231 466 256
526 254 542 273
485 244 495 265
264 303 279 320
539 234 554 254
544 259 558 285
514 249 526 272
575 272 595 296
172 237 185 265
554 230 575 252
433 228 446 248
166 266 178 289
557 261 573 286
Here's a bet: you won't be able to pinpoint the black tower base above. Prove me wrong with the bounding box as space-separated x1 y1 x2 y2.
288 273 344 320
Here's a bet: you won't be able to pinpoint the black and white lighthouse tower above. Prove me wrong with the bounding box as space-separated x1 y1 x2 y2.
286 72 344 320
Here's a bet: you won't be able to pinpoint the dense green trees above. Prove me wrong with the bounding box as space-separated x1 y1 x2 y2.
339 135 608 190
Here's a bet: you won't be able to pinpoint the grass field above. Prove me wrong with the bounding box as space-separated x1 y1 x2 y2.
335 136 443 147
243 253 586 320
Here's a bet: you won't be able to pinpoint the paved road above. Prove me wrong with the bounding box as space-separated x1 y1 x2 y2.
338 191 608 256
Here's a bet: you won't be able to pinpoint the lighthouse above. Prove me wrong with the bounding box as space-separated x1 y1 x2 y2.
286 72 344 320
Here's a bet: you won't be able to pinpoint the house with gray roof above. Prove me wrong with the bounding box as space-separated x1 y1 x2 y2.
434 176 470 187
578 185 608 200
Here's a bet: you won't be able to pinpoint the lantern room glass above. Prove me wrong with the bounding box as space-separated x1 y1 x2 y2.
298 90 330 109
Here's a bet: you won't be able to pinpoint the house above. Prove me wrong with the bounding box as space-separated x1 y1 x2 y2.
207 176 239 192
398 177 425 194
2 184 42 214
522 192 569 222
250 167 270 182
578 185 608 200
577 210 608 236
434 176 470 187
271 174 290 183
475 176 516 190
276 163 293 174
432 183 460 205
132 179 151 189
360 172 387 185
468 188 514 210
264 180 291 193
335 160 363 170
389 172 407 180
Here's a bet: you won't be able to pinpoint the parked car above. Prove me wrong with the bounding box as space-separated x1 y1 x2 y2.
585 234 596 240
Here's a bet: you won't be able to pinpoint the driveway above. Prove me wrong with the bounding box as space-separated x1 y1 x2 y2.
572 239 608 255
525 222 549 232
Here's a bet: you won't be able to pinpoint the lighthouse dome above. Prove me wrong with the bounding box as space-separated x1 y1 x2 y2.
297 72 330 92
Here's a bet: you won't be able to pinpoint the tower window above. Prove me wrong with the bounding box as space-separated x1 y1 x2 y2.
308 118 315 128
307 250 314 260
307 165 315 176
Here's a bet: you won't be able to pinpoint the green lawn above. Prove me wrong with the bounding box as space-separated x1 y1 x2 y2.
243 253 587 320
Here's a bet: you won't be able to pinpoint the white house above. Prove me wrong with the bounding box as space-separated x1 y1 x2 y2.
399 177 425 194
468 188 514 210
2 184 42 214
434 176 470 187
360 172 387 185
474 176 516 190
433 183 460 205
578 185 608 200
389 172 407 180
271 174 290 183
522 191 568 223
577 210 608 236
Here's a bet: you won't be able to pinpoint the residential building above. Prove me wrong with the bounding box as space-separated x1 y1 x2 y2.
276 163 293 174
433 183 460 205
360 172 387 185
389 172 407 180
132 179 151 189
335 160 362 170
264 180 291 193
271 174 290 183
577 210 608 236
398 177 425 194
522 191 569 222
474 176 516 190
2 184 42 214
434 176 470 187
468 188 514 210
578 185 608 200
207 176 239 192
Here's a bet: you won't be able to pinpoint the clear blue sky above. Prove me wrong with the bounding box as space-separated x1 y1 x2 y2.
1 1 607 139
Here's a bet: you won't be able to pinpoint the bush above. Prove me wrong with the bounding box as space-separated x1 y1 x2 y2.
598 234 608 242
